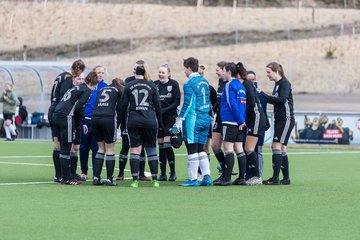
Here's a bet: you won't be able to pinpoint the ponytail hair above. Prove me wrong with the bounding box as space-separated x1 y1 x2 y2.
236 62 247 80
266 62 285 78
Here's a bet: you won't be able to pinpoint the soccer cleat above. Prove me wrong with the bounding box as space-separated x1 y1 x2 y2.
168 173 177 182
139 175 151 181
179 179 199 187
151 180 160 188
158 174 168 181
103 179 117 186
217 164 222 175
232 178 247 185
54 177 62 183
280 178 291 185
213 175 224 186
93 177 104 186
200 175 212 186
130 180 139 188
246 177 263 186
71 174 83 182
262 178 280 185
220 179 232 186
115 176 124 181
61 179 81 185
80 173 87 181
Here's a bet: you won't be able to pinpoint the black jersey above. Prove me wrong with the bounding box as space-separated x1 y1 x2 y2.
54 83 91 117
120 79 163 129
92 84 122 120
261 78 294 121
242 80 264 122
125 76 135 85
50 72 73 107
153 79 181 117
214 78 228 114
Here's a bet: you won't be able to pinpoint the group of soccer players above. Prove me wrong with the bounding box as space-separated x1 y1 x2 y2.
48 57 294 187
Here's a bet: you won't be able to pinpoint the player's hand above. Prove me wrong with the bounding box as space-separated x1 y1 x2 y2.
171 117 183 134
83 124 88 134
239 123 245 131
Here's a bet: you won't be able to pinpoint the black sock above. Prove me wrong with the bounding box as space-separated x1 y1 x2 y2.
224 152 234 181
118 153 127 177
166 145 175 174
214 150 225 174
60 155 71 182
139 150 146 177
70 152 78 177
93 153 105 179
237 152 247 180
60 143 72 181
159 144 167 175
130 153 140 181
246 151 260 177
106 154 115 180
272 150 283 180
147 155 158 180
281 153 290 180
53 149 61 178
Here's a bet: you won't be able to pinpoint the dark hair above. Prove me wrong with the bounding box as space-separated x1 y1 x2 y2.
183 57 199 72
135 66 146 76
136 59 145 65
85 71 98 86
224 62 247 79
217 61 227 69
71 59 85 74
225 62 238 78
112 78 125 92
17 97 23 107
247 70 256 76
266 62 285 78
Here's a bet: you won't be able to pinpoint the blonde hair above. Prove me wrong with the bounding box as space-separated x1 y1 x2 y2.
159 63 171 78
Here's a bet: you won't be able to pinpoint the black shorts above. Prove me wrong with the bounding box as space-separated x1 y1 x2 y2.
92 117 117 144
273 119 295 145
157 115 176 139
128 127 157 148
246 111 266 137
222 124 244 143
121 129 130 149
212 114 222 133
52 112 75 144
3 113 14 122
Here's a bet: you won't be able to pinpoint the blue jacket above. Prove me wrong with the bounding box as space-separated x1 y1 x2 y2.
84 80 108 119
220 79 246 126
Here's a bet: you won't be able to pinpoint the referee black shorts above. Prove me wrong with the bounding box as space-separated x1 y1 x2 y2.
273 119 295 145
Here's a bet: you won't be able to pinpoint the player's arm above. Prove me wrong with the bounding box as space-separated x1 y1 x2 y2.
153 86 163 129
119 86 130 130
261 81 290 104
116 92 122 129
178 82 194 119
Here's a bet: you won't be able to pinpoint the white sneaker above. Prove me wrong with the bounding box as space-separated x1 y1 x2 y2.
246 176 262 185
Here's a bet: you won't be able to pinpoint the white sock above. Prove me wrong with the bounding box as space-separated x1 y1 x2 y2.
4 125 11 139
187 153 199 181
9 124 16 135
199 151 211 176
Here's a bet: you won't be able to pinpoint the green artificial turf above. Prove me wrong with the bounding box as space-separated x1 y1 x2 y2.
0 141 359 240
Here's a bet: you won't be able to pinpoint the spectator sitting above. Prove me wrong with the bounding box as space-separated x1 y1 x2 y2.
15 97 28 126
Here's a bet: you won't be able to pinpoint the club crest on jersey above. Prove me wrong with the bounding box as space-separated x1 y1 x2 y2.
167 86 172 92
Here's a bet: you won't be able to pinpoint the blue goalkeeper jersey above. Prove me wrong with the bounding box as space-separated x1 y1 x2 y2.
179 73 210 120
